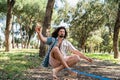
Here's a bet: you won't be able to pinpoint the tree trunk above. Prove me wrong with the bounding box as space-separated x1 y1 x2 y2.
11 15 15 48
27 35 32 48
5 0 15 51
113 3 120 59
17 16 24 48
39 0 55 57
19 23 24 48
11 23 14 48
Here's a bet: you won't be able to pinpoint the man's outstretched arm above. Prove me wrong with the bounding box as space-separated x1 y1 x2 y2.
35 24 47 43
72 50 93 63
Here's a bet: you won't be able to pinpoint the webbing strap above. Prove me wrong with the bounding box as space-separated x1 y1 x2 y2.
65 68 112 80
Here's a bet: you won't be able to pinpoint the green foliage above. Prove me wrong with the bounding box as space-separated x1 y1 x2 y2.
86 33 103 49
68 38 79 48
0 0 7 13
0 0 7 18
100 26 113 53
12 0 47 48
53 0 75 25
14 0 47 22
69 0 106 49
0 0 47 49
54 0 117 53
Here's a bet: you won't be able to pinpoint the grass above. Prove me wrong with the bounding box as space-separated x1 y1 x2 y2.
0 49 42 80
85 53 120 64
0 49 119 80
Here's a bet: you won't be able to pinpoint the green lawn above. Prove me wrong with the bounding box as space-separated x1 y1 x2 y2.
86 53 120 64
0 49 119 79
0 49 42 80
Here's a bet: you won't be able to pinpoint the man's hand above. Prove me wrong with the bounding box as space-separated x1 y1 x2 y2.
35 23 47 43
72 50 93 63
87 58 93 63
35 23 42 33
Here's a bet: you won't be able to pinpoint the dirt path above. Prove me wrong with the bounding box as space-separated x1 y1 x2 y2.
25 59 120 80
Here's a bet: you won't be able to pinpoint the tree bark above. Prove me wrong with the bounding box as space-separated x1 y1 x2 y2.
11 21 14 48
19 23 24 48
5 0 15 51
39 0 55 57
113 3 120 59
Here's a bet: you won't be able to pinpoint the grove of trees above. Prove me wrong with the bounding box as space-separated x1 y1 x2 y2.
0 0 119 58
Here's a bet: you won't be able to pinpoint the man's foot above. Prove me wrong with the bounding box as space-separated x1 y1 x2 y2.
52 68 59 80
53 75 59 80
67 69 77 77
69 71 77 77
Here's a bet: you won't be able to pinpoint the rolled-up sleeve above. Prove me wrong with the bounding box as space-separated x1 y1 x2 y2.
46 37 55 45
67 41 77 51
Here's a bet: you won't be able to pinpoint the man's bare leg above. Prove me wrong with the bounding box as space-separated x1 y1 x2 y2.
51 46 70 68
52 55 80 77
50 46 70 79
50 47 80 79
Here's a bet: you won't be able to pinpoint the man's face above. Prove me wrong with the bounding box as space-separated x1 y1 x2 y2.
58 29 65 38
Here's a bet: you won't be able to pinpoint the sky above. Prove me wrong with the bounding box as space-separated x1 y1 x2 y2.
55 0 79 8
0 18 6 41
66 0 79 7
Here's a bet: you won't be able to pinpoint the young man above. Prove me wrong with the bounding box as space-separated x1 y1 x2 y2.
35 25 93 80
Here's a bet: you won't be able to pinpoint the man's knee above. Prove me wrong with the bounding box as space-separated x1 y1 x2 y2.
51 46 59 52
73 54 80 62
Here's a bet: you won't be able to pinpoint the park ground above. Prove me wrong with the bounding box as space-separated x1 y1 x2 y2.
25 59 120 80
0 49 120 80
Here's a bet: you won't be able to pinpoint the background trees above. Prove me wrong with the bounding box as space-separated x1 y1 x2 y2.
0 0 119 58
0 0 47 50
53 0 119 58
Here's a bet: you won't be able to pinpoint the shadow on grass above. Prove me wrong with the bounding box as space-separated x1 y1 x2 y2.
0 49 43 80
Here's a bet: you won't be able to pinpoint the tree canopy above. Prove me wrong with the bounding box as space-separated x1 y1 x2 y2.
0 0 119 58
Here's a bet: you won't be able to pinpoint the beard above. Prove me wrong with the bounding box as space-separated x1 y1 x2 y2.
59 34 65 38
59 35 64 38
